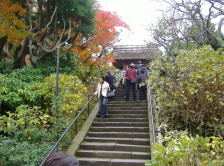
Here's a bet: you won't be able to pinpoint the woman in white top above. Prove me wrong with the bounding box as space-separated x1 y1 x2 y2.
94 76 110 118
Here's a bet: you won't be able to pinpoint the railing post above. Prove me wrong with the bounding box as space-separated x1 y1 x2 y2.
147 83 156 160
75 112 78 133
87 95 90 115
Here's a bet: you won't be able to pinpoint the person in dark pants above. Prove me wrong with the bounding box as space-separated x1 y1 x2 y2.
125 63 137 101
139 68 148 100
94 76 110 118
105 70 115 91
137 61 143 90
137 64 148 100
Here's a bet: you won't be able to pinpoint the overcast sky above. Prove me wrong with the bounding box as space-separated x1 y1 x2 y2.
97 0 166 45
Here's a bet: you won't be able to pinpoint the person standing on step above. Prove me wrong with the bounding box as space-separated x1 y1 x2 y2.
94 76 110 118
125 63 137 101
137 61 143 90
138 65 148 100
105 70 115 91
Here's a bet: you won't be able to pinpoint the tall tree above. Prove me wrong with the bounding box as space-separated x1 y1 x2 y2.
72 9 129 67
0 0 27 59
0 0 96 68
150 0 224 55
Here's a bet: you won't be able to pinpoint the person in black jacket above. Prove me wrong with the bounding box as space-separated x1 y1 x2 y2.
138 65 148 100
105 70 115 91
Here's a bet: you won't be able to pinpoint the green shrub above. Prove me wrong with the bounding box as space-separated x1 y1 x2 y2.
0 136 52 166
0 73 87 135
43 74 87 116
149 46 224 136
0 61 12 74
9 67 46 82
0 66 51 114
0 51 100 165
0 105 54 140
0 73 87 165
0 71 46 114
0 74 25 114
146 134 224 166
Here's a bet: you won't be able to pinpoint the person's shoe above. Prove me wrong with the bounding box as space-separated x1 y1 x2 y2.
102 116 109 118
97 114 101 118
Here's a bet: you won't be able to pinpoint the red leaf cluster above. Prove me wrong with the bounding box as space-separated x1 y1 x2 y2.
72 9 130 66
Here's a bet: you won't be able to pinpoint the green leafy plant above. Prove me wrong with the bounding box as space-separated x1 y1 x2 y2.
149 46 224 136
0 61 12 74
0 136 52 166
0 72 87 165
146 134 224 166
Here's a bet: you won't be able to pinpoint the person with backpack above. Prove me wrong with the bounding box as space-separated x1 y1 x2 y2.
125 63 137 101
136 61 143 90
105 70 115 91
94 76 110 118
138 66 148 100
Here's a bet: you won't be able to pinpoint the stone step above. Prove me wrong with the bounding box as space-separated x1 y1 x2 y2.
87 132 150 139
115 93 141 95
114 97 142 99
80 142 150 152
107 103 148 107
90 127 149 133
115 91 136 94
108 110 147 114
114 93 126 95
107 107 148 110
109 100 147 104
114 95 126 97
95 118 148 122
113 99 130 101
115 94 141 96
107 101 148 107
114 91 125 94
77 157 147 166
92 122 148 127
84 137 150 146
76 150 150 160
108 114 148 118
113 99 145 102
114 96 126 99
115 96 144 98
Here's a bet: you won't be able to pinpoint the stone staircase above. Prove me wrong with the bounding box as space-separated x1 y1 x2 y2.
76 85 150 166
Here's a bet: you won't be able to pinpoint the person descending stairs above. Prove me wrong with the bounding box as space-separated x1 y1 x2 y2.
75 83 150 166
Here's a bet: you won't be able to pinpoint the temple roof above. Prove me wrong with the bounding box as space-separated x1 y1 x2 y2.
112 45 162 61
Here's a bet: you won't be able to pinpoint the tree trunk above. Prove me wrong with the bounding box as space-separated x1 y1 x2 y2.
0 37 7 61
13 38 29 68
208 35 222 50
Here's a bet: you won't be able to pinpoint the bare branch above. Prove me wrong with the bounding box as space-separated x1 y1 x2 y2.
38 19 72 52
46 7 58 29
27 0 34 56
38 41 58 53
3 41 11 57
61 21 72 46
57 17 66 44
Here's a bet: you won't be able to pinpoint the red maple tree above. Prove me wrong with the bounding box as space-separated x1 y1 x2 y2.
72 9 130 67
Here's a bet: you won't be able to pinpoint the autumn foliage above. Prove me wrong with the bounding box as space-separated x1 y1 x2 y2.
93 10 130 46
72 9 129 67
0 0 27 45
